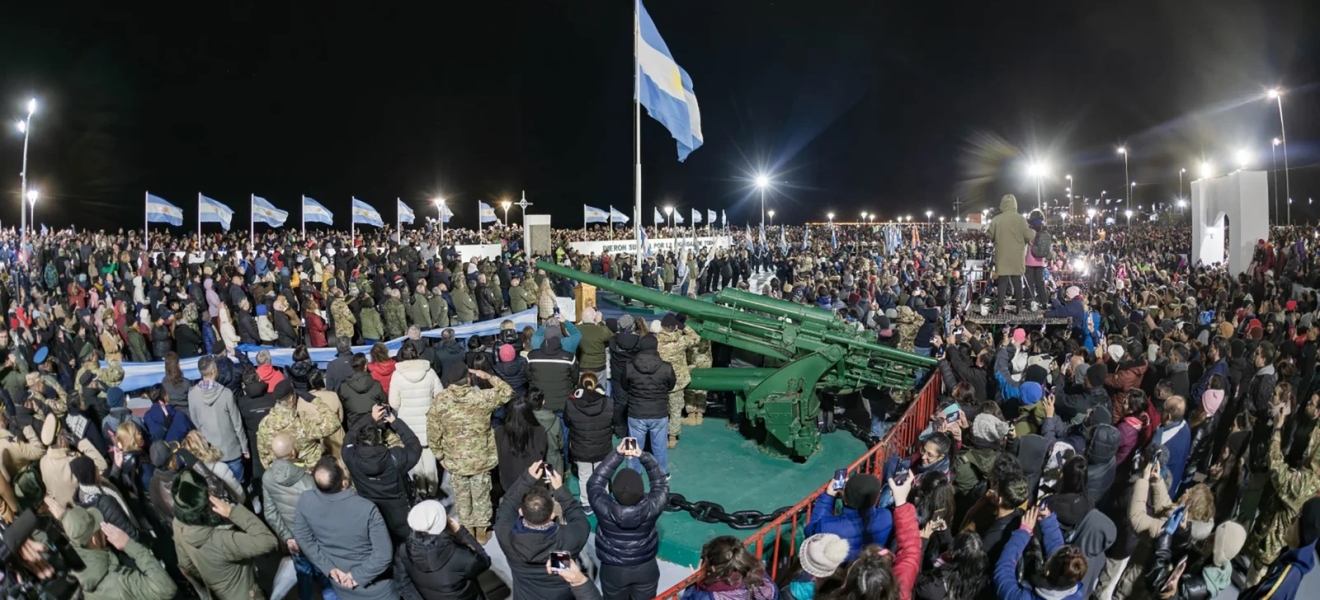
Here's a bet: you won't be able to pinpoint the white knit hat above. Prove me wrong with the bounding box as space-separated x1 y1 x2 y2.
407 500 448 535
799 533 849 578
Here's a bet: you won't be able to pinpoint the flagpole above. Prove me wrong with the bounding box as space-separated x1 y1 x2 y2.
396 197 401 244
300 195 306 237
633 0 643 258
583 205 587 239
249 194 255 248
196 192 202 248
144 191 149 253
350 197 356 241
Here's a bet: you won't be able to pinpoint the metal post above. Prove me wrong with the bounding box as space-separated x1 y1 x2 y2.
1123 152 1130 213
1271 143 1278 224
18 114 31 245
1276 97 1291 225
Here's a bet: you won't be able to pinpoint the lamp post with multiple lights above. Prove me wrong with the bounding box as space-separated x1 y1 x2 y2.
1267 88 1291 224
14 98 36 243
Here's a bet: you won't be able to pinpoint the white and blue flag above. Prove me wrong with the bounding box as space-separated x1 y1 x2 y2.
610 206 630 224
674 210 684 225
708 209 716 224
198 194 234 231
478 201 498 224
251 196 288 227
691 208 702 224
397 199 415 225
802 225 810 250
352 198 384 227
146 194 184 226
637 1 703 161
302 196 334 225
721 210 727 227
653 207 664 224
584 205 609 224
438 202 454 224
780 225 787 253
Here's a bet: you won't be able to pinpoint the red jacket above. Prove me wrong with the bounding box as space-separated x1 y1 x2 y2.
304 310 328 348
893 503 921 600
256 363 286 392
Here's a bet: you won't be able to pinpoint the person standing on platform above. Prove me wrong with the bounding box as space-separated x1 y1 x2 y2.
986 194 1034 314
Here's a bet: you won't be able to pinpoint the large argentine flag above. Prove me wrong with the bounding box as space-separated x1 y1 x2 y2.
637 1 703 161
610 206 630 224
584 205 609 224
252 196 288 227
198 194 235 231
397 199 415 225
478 201 498 224
146 194 183 226
352 198 385 227
302 196 334 225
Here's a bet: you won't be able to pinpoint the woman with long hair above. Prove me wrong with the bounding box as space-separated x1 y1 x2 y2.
367 342 397 395
994 506 1088 600
217 302 241 350
775 534 848 600
288 345 318 394
493 395 548 492
1181 373 1226 490
180 430 246 504
913 532 986 600
162 351 191 411
807 472 892 561
682 536 778 600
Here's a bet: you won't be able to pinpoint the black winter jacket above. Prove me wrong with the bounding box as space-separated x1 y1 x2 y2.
151 325 172 360
608 333 642 384
237 312 261 345
623 350 675 420
338 371 387 430
342 418 424 544
588 451 667 566
175 324 203 358
493 472 590 600
272 310 298 348
396 528 492 600
493 355 529 398
76 487 139 541
527 337 579 412
564 387 614 463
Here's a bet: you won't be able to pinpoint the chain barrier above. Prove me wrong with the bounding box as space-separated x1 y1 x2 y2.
665 494 792 530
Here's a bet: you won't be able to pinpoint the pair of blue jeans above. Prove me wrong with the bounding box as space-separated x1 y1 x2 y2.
628 417 669 473
223 457 245 485
294 554 338 600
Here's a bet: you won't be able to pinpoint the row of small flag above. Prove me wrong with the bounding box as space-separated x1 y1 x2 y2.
143 194 495 230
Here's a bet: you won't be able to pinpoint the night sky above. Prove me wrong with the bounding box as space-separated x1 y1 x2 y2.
1 0 1317 233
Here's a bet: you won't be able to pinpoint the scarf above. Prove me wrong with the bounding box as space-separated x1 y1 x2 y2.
1202 389 1225 416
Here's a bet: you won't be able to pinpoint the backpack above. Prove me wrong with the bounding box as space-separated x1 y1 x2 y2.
13 461 45 512
101 407 146 445
1031 229 1051 260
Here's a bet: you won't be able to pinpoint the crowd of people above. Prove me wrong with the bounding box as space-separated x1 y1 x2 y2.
0 200 1314 600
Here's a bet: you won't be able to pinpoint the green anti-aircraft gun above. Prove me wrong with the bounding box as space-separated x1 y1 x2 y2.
535 261 936 461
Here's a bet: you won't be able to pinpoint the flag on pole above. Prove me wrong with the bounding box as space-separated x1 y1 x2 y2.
691 208 702 224
251 196 288 227
610 206 630 223
707 209 716 224
802 225 810 250
302 196 334 225
438 203 454 223
653 207 663 224
721 210 727 227
146 194 184 226
198 194 234 230
636 1 703 161
478 201 498 224
397 199 415 225
831 224 838 250
779 224 787 252
743 225 753 250
351 198 384 227
674 210 684 224
641 227 651 257
584 205 609 224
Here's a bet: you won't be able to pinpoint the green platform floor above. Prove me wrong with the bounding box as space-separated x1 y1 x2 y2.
567 415 868 569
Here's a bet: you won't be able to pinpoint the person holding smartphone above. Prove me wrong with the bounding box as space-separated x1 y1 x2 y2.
587 440 670 600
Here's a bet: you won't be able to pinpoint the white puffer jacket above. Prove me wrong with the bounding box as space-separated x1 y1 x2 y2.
388 359 442 445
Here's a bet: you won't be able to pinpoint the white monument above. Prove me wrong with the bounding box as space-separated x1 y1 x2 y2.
1190 169 1269 277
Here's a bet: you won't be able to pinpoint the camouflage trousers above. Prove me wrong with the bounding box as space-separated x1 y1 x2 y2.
684 389 707 414
668 389 685 436
451 472 493 529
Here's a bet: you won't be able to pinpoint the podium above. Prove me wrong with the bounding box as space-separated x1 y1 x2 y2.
575 283 597 319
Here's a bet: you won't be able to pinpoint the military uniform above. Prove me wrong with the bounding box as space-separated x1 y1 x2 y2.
683 338 713 425
427 376 512 530
428 292 450 328
657 327 701 441
1244 426 1320 577
330 298 356 341
255 397 341 469
896 306 920 353
509 282 535 314
382 296 407 339
408 293 433 330
452 282 478 325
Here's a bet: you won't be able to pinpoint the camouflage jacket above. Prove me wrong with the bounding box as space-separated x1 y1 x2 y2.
657 327 702 389
255 398 340 469
408 295 433 330
330 299 355 338
1244 426 1320 566
896 306 920 353
509 284 535 314
427 377 512 476
687 338 713 370
383 297 408 339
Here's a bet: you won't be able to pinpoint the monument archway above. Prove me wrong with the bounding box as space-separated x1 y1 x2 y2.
1190 170 1268 276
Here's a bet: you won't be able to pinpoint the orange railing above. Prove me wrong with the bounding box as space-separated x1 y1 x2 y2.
654 372 943 599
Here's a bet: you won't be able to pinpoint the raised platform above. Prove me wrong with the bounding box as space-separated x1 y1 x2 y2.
565 413 868 569
965 313 1073 327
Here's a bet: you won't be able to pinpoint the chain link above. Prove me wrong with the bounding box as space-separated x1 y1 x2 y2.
665 494 792 530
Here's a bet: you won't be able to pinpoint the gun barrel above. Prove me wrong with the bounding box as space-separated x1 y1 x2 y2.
713 288 840 328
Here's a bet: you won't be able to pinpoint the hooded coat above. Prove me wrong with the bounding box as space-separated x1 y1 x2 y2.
187 379 247 462
389 359 443 446
343 419 424 543
72 537 178 600
564 386 614 463
587 450 668 567
174 503 278 600
527 337 579 412
261 458 315 544
986 195 1035 277
1085 424 1120 507
1072 510 1117 597
395 528 492 600
339 371 387 430
623 342 676 421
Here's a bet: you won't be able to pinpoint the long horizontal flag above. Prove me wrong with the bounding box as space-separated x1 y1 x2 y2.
146 194 183 226
397 199 415 225
198 194 234 231
610 206 630 223
584 205 609 224
302 196 333 225
478 201 498 224
251 196 288 227
352 198 385 227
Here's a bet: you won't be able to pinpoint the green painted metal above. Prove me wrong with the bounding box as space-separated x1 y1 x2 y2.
535 260 936 460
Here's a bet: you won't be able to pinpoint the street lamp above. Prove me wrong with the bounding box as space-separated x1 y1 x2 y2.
1087 208 1096 241
1200 162 1214 179
755 173 771 230
860 210 867 224
768 209 775 229
1125 209 1133 226
1027 162 1046 210
25 189 38 226
827 212 834 229
1236 149 1250 170
1179 168 1186 203
1131 181 1137 209
664 205 674 231
1117 146 1130 213
432 197 447 238
1271 138 1281 224
15 97 36 244
1268 88 1291 224
501 200 511 227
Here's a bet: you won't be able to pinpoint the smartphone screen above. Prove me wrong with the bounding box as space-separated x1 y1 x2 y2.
832 469 848 491
943 403 962 424
895 459 913 485
623 437 638 451
550 551 571 572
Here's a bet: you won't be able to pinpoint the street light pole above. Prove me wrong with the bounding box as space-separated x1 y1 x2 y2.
1269 89 1292 225
1117 147 1129 214
755 174 770 231
16 98 36 245
501 200 511 227
1271 138 1280 225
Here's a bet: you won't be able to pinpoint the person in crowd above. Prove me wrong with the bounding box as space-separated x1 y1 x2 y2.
776 532 849 600
428 364 512 545
188 355 248 484
389 342 444 498
576 307 612 382
566 373 613 511
161 352 192 411
588 440 669 599
394 500 493 600
807 472 892 561
143 383 194 444
656 313 701 448
528 334 580 416
172 469 277 600
367 342 397 395
495 461 591 600
342 404 424 544
295 456 398 599
993 505 1087 600
682 535 780 600
1239 496 1320 600
180 430 246 504
69 455 139 541
60 504 178 600
257 378 341 470
340 353 387 430
985 194 1033 313
40 414 109 509
261 433 334 600
493 395 549 493
624 335 676 472
326 336 356 392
